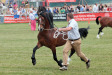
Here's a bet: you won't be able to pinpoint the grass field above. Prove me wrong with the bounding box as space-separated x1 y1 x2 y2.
0 21 112 75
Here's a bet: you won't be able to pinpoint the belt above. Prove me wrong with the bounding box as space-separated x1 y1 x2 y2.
69 38 80 41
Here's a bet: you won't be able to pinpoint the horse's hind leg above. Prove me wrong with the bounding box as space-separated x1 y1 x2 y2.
97 27 104 39
100 29 104 36
67 48 75 64
31 42 42 65
51 47 62 67
69 48 75 58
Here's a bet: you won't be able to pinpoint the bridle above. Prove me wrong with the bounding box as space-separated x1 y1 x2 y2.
38 15 54 31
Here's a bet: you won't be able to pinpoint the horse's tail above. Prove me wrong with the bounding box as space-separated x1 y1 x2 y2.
96 16 102 25
79 26 90 39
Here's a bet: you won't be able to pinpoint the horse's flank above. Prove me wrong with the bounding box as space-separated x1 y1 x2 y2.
100 17 112 27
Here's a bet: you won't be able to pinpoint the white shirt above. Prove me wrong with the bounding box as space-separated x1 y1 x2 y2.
17 10 21 15
29 13 35 20
67 19 80 39
93 5 98 12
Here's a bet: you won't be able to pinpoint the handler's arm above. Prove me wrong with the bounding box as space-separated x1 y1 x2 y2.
59 27 72 32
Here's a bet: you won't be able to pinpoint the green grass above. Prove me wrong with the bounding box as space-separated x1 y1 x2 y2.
0 21 112 75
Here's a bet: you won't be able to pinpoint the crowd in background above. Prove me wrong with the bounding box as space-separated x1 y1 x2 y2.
0 0 112 17
0 0 37 16
50 3 112 14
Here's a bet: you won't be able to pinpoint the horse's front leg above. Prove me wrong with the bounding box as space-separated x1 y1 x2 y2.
31 42 42 65
51 47 63 67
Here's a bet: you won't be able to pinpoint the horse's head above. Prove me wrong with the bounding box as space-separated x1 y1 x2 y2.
37 6 46 15
37 15 46 32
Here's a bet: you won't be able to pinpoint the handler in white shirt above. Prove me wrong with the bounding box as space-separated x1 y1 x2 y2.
58 13 90 71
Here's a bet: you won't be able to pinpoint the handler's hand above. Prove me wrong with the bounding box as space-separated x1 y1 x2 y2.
58 28 62 32
53 28 58 31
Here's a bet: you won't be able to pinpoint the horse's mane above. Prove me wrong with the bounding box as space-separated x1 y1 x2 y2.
40 12 54 28
38 6 46 14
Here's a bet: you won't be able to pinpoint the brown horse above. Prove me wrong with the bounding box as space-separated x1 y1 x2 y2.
31 12 89 67
96 16 112 39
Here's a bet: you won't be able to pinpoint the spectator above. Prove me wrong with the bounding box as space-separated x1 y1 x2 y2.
6 8 11 15
89 6 92 12
70 8 74 13
13 2 18 9
109 4 112 11
77 4 80 12
17 7 21 15
47 7 51 13
80 5 84 12
86 4 89 12
99 4 104 11
53 7 57 14
2 2 7 14
64 3 67 8
20 6 27 19
8 2 13 12
25 0 29 8
65 7 69 13
0 2 3 14
104 4 108 12
93 3 98 12
70 4 74 9
12 7 17 15
57 7 59 13
60 7 65 13
74 7 79 13
83 5 86 12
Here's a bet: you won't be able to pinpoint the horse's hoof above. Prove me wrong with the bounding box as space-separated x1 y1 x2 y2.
31 57 36 65
100 32 104 36
96 35 100 39
58 59 63 67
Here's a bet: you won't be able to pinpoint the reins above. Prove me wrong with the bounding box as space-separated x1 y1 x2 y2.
43 24 58 30
53 29 68 40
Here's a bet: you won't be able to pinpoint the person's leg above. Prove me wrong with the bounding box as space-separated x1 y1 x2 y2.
72 39 88 62
63 40 72 66
32 20 36 31
72 39 90 69
31 20 34 31
60 40 72 70
33 20 36 31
